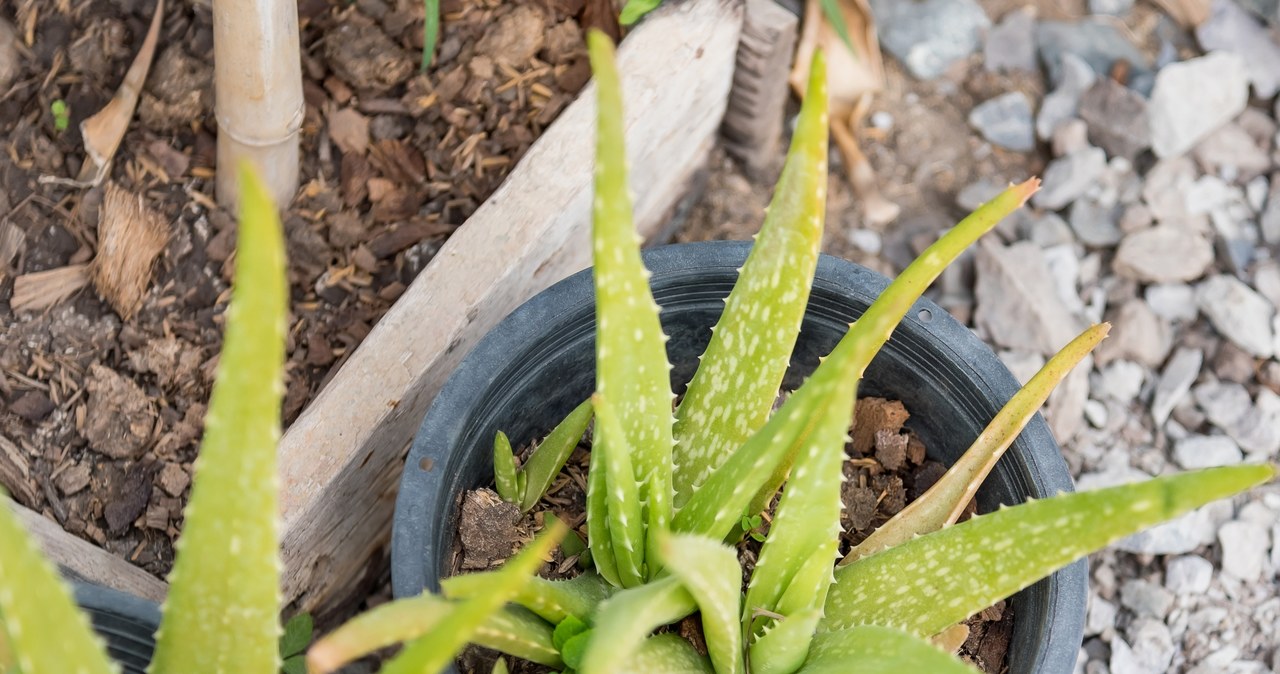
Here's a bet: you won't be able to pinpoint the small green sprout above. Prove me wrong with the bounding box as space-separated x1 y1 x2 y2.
493 399 593 512
51 99 70 132
740 514 766 543
421 0 439 71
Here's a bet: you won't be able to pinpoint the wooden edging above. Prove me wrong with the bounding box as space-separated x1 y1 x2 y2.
17 0 744 615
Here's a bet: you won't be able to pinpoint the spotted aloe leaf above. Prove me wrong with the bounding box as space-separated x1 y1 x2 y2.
618 0 660 24
443 569 614 625
746 608 821 674
578 576 696 672
744 177 1044 516
0 491 117 674
842 322 1111 564
802 626 980 673
592 393 648 586
587 30 675 582
822 464 1275 636
742 323 852 640
494 431 521 504
658 533 744 674
670 49 830 509
149 163 288 674
379 521 566 674
306 597 559 672
627 633 714 673
519 399 593 512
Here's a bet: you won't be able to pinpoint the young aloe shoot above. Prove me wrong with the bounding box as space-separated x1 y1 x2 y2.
492 399 593 512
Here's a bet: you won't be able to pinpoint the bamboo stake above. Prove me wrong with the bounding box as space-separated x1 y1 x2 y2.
212 0 304 210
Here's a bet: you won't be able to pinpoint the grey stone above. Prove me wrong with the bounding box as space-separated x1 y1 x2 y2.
871 0 990 80
1255 261 1280 308
1111 636 1153 674
1069 197 1124 247
1078 78 1152 160
1245 175 1268 212
1049 352 1093 443
1263 172 1280 245
1099 360 1146 404
1037 19 1151 86
1196 0 1280 98
969 92 1035 152
1085 399 1109 427
1090 0 1135 13
0 18 16 94
1051 118 1091 157
1196 274 1276 358
1086 594 1118 636
1165 554 1215 594
974 240 1087 356
1194 380 1252 428
1151 347 1203 425
1114 225 1215 283
1023 212 1076 248
1173 434 1244 468
1226 388 1280 456
1120 579 1175 618
984 6 1038 73
1145 283 1198 322
1043 243 1086 313
1127 619 1177 673
1193 123 1273 182
1114 505 1222 555
1218 520 1270 581
1149 52 1250 158
1032 147 1108 210
1142 157 1198 221
1095 300 1172 367
1119 203 1153 232
1037 53 1097 140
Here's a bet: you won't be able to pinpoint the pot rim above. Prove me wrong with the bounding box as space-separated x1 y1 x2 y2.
392 240 1087 672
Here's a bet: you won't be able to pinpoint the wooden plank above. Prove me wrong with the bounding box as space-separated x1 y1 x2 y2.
13 503 168 603
278 0 744 614
721 0 798 178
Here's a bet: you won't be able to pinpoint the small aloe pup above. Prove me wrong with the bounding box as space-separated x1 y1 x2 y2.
0 165 563 674
329 31 1274 674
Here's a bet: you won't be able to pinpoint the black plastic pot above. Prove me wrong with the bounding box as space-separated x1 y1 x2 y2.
392 241 1087 673
72 582 160 674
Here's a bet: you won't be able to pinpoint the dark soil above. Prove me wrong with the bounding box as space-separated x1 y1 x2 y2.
0 0 589 576
451 396 1013 673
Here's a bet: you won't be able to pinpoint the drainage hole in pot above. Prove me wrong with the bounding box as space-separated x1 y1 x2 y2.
419 457 434 472
446 393 1013 674
918 307 934 323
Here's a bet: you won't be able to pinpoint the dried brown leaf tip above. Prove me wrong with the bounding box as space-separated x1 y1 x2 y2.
11 264 90 313
92 182 169 320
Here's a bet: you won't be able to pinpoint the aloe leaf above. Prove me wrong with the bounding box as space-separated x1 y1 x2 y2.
586 427 622 587
823 465 1275 636
618 0 661 25
802 626 980 674
0 494 117 674
658 533 744 674
628 633 715 673
591 393 647 586
380 522 566 674
149 163 288 674
492 657 509 674
307 593 450 674
817 0 858 57
444 570 614 625
494 431 521 504
520 399 593 512
671 48 829 509
746 608 821 674
745 177 1043 515
588 29 676 582
475 606 562 667
420 0 439 70
841 323 1111 564
742 300 851 640
578 576 696 673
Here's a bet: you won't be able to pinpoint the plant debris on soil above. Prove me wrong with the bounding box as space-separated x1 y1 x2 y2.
0 0 589 576
452 396 1013 674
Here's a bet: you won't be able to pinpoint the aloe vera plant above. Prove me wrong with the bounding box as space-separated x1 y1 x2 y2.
423 30 1276 674
0 164 563 674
